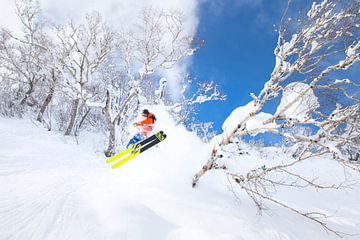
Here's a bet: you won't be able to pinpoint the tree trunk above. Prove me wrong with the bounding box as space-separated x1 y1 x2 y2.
105 120 116 157
37 69 57 122
103 88 139 156
37 88 54 122
74 108 91 137
65 98 80 136
103 90 116 157
20 81 34 106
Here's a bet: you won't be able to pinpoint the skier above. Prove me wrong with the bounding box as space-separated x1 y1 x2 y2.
126 109 156 148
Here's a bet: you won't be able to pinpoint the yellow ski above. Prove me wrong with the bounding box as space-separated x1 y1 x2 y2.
105 131 166 169
106 145 135 163
111 146 141 169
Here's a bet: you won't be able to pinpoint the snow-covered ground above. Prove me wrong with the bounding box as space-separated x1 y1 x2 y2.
0 110 359 240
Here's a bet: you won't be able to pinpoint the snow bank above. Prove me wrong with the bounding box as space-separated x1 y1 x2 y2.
0 113 359 240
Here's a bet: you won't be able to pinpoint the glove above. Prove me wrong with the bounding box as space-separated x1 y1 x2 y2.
132 122 138 127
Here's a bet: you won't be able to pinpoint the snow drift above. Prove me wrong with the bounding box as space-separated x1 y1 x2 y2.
0 108 359 240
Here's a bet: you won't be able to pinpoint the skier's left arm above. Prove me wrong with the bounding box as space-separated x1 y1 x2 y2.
133 118 153 127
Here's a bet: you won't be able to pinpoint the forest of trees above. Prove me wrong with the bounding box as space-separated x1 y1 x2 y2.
0 0 223 156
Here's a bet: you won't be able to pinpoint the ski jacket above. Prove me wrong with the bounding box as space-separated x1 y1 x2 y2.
134 112 156 136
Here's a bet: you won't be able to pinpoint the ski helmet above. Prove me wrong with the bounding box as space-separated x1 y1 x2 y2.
142 109 149 116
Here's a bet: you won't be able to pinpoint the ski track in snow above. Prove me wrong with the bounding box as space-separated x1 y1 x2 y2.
0 114 360 240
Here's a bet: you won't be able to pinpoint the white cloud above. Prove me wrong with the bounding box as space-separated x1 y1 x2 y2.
0 0 199 34
37 0 199 34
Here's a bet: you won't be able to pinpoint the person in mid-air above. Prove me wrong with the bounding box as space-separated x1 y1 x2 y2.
126 109 156 148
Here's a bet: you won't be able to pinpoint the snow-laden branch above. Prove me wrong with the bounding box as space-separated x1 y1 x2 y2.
193 1 360 236
167 81 226 115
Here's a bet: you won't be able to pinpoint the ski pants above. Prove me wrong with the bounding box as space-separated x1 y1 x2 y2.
126 133 144 149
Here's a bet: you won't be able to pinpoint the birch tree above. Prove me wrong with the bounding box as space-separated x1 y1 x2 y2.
0 0 62 126
0 0 49 114
166 77 226 125
101 8 201 156
55 12 114 135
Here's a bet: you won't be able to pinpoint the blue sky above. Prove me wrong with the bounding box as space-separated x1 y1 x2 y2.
191 0 360 137
191 0 289 133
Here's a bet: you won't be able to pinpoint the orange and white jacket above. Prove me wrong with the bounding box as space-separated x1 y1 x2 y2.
134 113 155 136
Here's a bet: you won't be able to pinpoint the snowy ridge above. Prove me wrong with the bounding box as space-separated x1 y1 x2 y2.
0 111 359 240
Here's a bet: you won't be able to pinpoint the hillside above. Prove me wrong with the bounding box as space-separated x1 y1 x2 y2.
0 109 359 240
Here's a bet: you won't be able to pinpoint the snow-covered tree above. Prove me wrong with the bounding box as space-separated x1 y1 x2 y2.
95 62 137 157
55 12 114 135
166 76 226 125
189 121 217 143
0 0 50 116
84 8 202 156
0 0 62 128
193 0 360 237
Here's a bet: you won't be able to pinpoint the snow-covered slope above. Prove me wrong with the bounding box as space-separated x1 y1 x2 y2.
0 109 359 240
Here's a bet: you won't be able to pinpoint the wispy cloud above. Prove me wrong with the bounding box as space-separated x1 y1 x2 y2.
39 0 199 34
1 0 199 35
